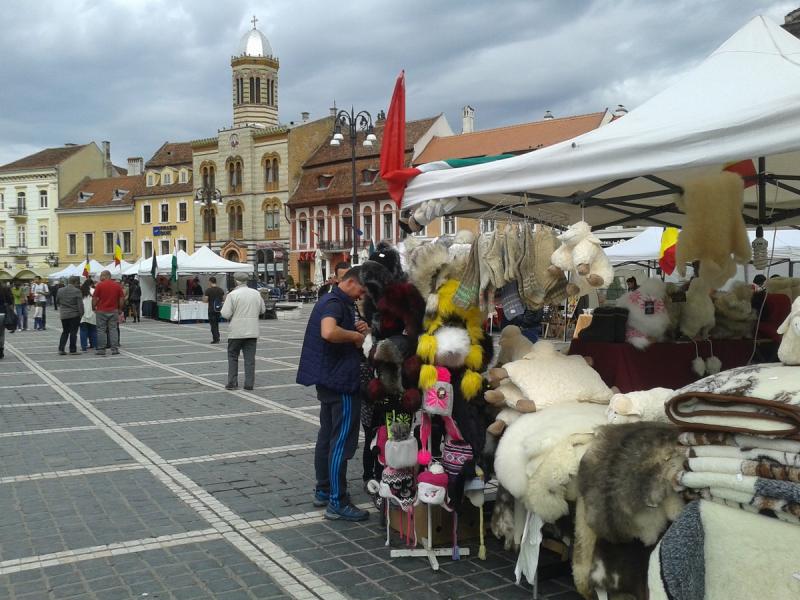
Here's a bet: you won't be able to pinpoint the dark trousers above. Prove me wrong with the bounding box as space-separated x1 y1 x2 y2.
59 317 80 352
38 302 46 329
227 338 257 388
80 322 97 350
362 424 380 482
314 385 361 507
209 311 220 342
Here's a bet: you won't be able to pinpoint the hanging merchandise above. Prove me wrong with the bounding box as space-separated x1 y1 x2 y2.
752 225 769 270
385 422 421 469
680 278 716 340
415 463 451 507
516 224 568 309
502 222 518 284
674 171 752 289
453 239 482 309
616 278 670 350
549 221 614 297
424 366 454 416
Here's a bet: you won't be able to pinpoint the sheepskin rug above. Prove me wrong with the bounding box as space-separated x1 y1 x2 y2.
494 402 608 500
502 341 613 408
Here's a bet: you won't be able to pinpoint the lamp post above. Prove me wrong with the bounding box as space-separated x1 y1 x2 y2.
330 107 377 264
194 187 223 249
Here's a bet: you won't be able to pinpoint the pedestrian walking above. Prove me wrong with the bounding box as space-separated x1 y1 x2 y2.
0 283 13 359
79 280 97 352
220 272 265 390
56 276 83 355
128 278 141 323
31 276 49 330
11 281 27 331
51 279 64 309
92 270 125 356
204 276 225 344
297 266 370 521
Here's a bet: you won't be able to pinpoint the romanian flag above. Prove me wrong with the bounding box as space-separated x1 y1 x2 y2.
82 256 90 279
113 234 122 266
658 227 680 275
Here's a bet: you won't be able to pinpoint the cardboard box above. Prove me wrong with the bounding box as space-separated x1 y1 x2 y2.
389 502 481 546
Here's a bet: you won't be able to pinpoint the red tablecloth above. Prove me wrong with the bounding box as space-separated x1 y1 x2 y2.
568 339 777 393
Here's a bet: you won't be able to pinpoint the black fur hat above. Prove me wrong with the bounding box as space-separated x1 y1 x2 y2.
369 242 404 282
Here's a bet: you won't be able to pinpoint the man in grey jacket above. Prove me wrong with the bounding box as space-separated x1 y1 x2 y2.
221 272 265 390
57 276 84 355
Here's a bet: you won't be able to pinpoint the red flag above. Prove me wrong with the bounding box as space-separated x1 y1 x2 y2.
379 70 409 207
723 159 757 189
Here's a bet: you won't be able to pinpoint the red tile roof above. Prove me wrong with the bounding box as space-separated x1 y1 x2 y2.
414 112 606 164
59 175 144 210
0 144 90 172
288 117 439 208
145 142 193 168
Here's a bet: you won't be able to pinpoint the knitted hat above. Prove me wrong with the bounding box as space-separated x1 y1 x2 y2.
416 463 450 507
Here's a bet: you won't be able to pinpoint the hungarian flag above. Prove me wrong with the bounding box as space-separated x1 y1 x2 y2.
723 159 757 188
658 227 680 275
82 257 90 279
171 241 178 282
113 234 122 266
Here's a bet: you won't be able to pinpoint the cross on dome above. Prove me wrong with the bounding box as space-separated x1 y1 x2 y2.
251 15 258 29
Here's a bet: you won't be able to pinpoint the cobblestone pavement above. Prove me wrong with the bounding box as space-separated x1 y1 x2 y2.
0 310 579 599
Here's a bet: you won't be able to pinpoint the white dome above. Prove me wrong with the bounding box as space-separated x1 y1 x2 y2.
238 28 273 57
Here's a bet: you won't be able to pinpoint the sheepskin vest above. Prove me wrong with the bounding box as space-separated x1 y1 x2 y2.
297 287 361 394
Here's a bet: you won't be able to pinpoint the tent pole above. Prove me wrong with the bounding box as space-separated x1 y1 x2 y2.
758 157 767 223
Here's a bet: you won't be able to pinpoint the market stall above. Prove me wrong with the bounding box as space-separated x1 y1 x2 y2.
381 15 800 598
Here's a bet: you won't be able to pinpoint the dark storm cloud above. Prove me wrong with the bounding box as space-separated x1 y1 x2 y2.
0 0 794 166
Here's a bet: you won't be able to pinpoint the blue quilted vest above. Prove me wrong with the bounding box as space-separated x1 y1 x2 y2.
296 287 361 394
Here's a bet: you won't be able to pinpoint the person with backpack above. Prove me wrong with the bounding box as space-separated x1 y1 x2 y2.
11 281 27 331
204 276 225 344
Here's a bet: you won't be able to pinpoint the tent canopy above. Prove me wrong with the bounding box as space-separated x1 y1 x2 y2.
137 250 191 276
178 246 251 274
402 16 800 229
605 226 800 265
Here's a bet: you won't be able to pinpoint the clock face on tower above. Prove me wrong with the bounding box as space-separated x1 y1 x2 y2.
230 134 240 149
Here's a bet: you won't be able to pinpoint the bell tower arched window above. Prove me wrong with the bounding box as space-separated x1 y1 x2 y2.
227 158 243 193
228 203 244 238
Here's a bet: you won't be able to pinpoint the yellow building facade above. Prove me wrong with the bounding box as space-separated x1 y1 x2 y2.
133 143 195 258
56 175 140 265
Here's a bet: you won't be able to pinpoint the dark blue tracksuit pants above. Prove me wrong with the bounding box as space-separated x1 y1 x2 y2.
314 385 361 507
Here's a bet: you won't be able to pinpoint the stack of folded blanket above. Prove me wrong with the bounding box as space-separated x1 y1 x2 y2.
665 363 800 524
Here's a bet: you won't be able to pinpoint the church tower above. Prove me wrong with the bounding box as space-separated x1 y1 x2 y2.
232 16 279 127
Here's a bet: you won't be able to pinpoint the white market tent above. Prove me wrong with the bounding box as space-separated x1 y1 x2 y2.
102 259 134 278
605 227 800 265
137 250 192 276
402 17 800 229
49 264 80 279
178 246 251 274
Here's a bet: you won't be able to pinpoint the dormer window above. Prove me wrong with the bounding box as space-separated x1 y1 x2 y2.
112 189 128 202
163 172 172 185
179 170 188 183
78 192 94 203
361 168 378 186
317 174 334 190
147 174 154 186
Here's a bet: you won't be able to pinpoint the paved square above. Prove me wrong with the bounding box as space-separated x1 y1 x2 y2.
0 311 572 599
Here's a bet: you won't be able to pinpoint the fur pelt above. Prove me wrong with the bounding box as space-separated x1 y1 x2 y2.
490 484 519 551
765 276 800 301
710 282 756 339
359 259 394 326
406 241 468 317
589 538 652 600
495 325 534 367
616 278 670 349
524 432 594 523
369 242 405 282
499 341 613 409
675 172 752 289
606 387 674 425
494 402 608 499
663 283 684 340
778 296 800 365
680 278 715 339
577 422 685 546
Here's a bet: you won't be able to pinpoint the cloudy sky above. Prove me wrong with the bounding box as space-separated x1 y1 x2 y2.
0 0 795 167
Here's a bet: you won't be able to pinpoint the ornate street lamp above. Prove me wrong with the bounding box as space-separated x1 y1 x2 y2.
194 186 223 248
330 107 378 264
45 252 59 267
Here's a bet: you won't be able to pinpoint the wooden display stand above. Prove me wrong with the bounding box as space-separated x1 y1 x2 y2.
387 502 471 571
389 501 480 545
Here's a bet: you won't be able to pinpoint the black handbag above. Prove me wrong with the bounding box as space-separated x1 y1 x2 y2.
4 309 18 332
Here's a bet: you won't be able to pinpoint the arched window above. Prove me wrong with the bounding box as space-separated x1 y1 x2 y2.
362 207 373 241
249 77 255 103
316 210 326 242
227 158 243 193
263 199 281 234
255 77 261 103
228 203 243 238
263 154 280 191
342 208 353 244
382 205 394 241
298 214 308 245
201 206 217 240
201 162 216 191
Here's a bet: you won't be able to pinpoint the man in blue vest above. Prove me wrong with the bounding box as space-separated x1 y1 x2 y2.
297 266 369 521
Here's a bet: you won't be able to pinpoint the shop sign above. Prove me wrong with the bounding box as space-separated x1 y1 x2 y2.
153 225 178 236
